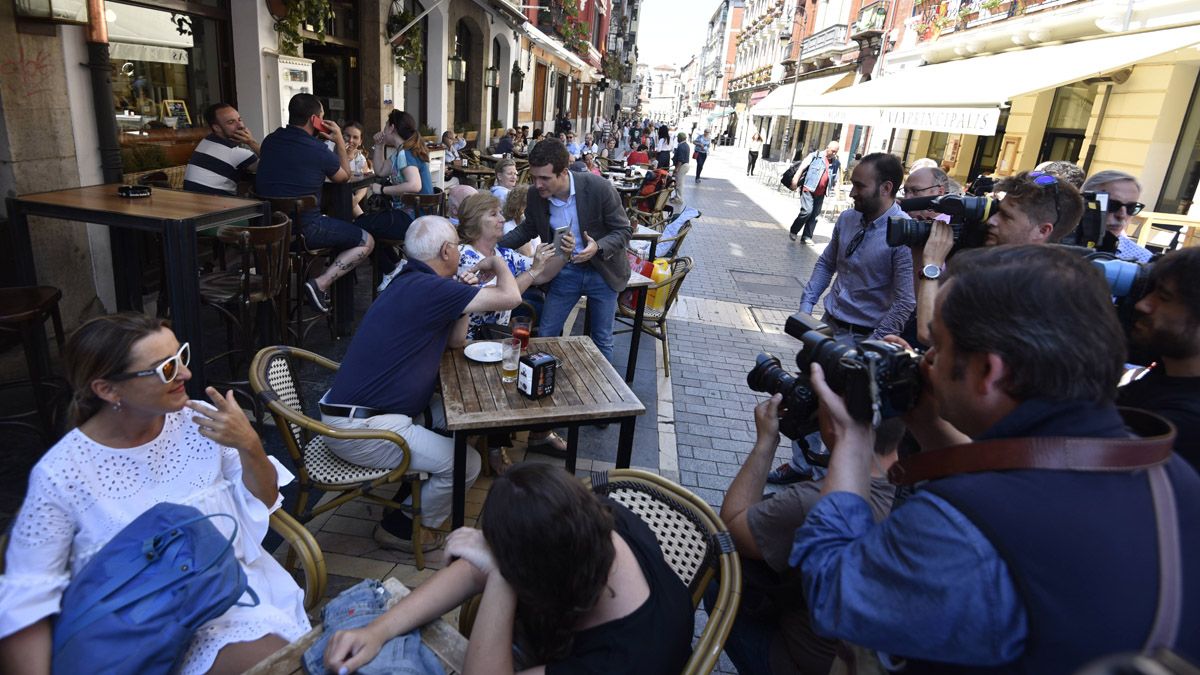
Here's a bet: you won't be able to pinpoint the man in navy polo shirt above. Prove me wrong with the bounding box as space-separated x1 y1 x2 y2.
320 216 525 553
256 93 374 313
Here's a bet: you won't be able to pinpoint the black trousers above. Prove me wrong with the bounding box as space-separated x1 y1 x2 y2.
695 152 707 178
788 194 826 238
747 151 759 174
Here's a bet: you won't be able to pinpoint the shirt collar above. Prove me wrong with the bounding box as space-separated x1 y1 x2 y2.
858 201 903 229
205 132 239 148
403 258 437 276
550 172 576 207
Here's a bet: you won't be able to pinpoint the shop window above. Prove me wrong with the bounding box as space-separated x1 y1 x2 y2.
105 1 231 174
968 108 1009 179
1037 82 1097 164
1157 75 1200 215
927 132 949 164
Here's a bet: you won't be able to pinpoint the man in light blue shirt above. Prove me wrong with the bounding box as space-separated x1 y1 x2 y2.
565 132 583 159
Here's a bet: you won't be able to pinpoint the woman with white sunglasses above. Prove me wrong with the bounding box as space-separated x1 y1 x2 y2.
0 313 309 675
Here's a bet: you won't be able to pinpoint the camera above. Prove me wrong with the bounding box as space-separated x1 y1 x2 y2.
746 312 924 446
1057 246 1156 363
886 194 999 249
1059 191 1114 250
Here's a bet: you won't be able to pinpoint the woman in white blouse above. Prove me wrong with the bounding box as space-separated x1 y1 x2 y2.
0 313 308 675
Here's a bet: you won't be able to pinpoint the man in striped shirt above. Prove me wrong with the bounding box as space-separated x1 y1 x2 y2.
183 102 260 196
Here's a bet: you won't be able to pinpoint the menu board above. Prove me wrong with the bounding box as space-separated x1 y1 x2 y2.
162 99 191 125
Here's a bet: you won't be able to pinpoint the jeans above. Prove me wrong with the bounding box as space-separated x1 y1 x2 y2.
695 152 707 179
304 579 445 675
301 213 368 250
539 263 618 361
788 194 826 238
321 396 481 528
747 151 759 175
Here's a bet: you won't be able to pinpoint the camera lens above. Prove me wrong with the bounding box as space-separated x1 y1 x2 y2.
747 353 796 395
886 217 932 247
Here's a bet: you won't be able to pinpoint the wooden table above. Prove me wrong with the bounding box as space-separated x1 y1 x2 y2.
245 578 467 675
7 185 271 396
323 172 383 335
441 336 646 528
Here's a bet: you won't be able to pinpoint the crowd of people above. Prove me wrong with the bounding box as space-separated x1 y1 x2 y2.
1 92 1198 675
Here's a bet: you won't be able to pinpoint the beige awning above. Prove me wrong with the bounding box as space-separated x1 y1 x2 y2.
748 72 853 117
790 24 1200 135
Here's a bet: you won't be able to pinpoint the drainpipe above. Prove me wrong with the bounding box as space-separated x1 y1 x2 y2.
86 0 123 184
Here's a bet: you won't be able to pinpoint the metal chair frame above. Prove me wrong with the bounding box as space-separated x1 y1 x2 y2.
615 257 693 379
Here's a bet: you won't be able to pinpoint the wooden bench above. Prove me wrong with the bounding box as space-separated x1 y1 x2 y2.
246 578 468 675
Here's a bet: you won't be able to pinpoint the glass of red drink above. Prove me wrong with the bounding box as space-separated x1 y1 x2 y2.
511 317 532 350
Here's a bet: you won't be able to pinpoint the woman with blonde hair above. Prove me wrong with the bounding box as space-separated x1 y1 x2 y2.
0 314 308 674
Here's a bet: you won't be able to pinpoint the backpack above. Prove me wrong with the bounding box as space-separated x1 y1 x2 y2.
780 152 815 190
52 502 258 675
637 169 671 210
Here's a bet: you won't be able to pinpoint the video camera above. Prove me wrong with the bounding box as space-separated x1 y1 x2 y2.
886 194 999 249
1056 245 1156 363
1059 191 1114 250
746 313 923 455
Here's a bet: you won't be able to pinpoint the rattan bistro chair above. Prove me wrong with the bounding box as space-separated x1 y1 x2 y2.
249 346 433 570
592 469 741 675
629 185 675 229
615 257 693 379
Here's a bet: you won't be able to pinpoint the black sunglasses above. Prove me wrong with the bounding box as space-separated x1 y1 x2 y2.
1028 171 1061 227
846 224 868 258
1106 198 1145 216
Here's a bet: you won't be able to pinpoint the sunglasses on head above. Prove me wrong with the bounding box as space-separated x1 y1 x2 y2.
1028 171 1061 227
1106 198 1145 216
108 342 190 384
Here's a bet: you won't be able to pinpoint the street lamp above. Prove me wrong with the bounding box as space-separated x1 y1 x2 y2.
484 65 500 88
448 55 467 82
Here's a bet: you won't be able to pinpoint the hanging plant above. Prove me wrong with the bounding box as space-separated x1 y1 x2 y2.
601 51 622 81
386 9 424 73
273 0 334 57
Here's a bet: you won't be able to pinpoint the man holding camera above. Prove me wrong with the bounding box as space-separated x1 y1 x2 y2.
910 170 1083 345
792 245 1200 672
719 397 903 674
1119 247 1200 467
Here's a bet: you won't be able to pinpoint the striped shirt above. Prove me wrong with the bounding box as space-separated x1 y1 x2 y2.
183 133 258 196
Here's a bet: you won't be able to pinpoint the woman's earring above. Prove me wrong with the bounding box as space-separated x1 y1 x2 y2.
112 399 123 412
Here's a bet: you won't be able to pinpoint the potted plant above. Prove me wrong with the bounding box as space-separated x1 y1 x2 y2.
386 8 423 73
272 0 334 57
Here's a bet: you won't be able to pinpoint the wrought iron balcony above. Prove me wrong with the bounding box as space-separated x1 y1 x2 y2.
852 1 887 40
800 23 848 61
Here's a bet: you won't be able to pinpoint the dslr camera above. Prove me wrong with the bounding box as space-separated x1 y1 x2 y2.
746 313 923 447
886 194 999 249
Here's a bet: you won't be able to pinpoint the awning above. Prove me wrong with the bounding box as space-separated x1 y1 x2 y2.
791 24 1200 135
749 72 852 117
523 23 588 73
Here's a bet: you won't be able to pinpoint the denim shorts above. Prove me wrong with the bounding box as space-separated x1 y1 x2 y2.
300 212 368 250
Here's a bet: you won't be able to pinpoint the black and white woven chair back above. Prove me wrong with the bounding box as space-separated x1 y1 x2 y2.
592 476 713 592
266 353 304 443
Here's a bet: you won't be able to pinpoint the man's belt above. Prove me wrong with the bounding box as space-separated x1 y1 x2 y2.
319 402 386 419
824 315 875 335
888 408 1177 486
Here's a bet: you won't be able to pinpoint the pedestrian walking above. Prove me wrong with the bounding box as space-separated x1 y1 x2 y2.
693 130 711 183
671 132 690 204
788 141 841 244
748 131 763 175
655 125 672 170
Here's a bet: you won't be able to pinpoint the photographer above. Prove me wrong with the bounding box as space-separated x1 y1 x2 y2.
909 171 1082 345
1118 247 1200 466
790 245 1200 672
1081 170 1153 262
718 394 903 675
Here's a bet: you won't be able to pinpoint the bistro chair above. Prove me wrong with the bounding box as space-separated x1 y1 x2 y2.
198 212 292 428
249 346 433 570
258 195 336 348
457 468 741 675
652 220 694 260
0 286 67 439
615 257 693 379
629 184 675 230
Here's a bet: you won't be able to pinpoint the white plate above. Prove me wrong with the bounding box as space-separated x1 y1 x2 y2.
464 342 503 363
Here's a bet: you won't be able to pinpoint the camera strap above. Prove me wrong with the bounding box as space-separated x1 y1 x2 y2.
887 407 1176 486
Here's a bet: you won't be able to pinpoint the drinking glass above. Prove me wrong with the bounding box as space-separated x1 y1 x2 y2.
501 338 521 383
511 317 532 350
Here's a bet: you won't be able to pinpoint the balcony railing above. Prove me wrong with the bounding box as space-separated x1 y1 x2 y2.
800 23 848 61
852 1 887 39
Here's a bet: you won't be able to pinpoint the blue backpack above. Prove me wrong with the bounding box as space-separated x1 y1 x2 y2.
52 502 259 675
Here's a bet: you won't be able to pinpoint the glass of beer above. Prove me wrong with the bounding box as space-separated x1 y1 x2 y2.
501 338 521 383
511 317 532 350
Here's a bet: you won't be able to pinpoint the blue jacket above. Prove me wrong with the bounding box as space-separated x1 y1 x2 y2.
799 151 840 192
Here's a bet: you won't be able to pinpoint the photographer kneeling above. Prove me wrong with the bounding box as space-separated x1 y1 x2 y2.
717 395 904 675
792 245 1200 672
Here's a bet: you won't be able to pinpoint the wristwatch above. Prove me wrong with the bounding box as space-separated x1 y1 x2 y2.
920 263 942 281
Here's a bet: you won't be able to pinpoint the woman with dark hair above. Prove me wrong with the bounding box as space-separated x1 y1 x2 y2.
654 124 672 170
365 110 433 244
0 314 308 674
323 463 693 674
748 131 763 175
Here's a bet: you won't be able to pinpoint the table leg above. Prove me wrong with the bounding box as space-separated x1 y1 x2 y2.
566 424 579 475
326 183 356 337
109 229 143 311
7 201 35 286
162 220 206 396
616 416 636 468
625 284 647 383
452 431 468 529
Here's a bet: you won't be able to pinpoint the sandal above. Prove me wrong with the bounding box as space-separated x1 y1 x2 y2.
488 447 513 475
526 431 568 454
